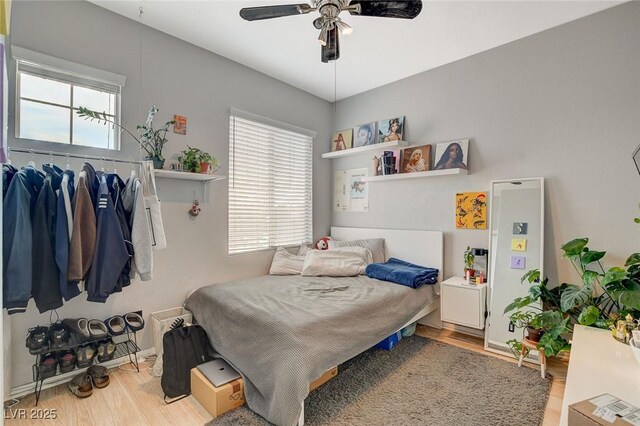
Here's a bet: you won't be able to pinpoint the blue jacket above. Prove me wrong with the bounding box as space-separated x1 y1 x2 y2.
2 166 43 314
85 176 129 303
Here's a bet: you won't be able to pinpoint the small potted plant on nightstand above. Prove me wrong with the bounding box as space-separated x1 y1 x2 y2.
463 246 475 279
178 146 219 174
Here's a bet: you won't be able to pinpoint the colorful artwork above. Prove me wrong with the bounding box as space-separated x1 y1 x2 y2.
377 116 404 144
173 114 187 135
455 192 487 229
511 238 527 251
511 256 526 270
377 149 400 175
434 139 469 170
400 144 431 173
513 222 528 235
332 129 353 152
353 122 376 148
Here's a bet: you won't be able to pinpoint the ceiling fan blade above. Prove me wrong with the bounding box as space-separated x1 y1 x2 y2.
321 27 340 63
239 3 314 21
348 1 422 19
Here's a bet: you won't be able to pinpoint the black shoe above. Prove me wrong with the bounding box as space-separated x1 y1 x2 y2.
26 326 50 355
39 352 58 379
124 312 144 332
59 349 77 373
49 323 71 349
76 343 97 369
104 315 126 336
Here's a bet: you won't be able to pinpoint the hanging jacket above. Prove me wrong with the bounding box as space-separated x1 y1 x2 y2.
85 176 129 303
68 171 96 282
123 177 153 281
2 166 42 314
81 162 99 208
55 169 80 301
106 173 133 292
2 164 17 195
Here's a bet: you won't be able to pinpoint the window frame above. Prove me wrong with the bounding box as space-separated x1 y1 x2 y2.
228 109 316 255
12 46 125 150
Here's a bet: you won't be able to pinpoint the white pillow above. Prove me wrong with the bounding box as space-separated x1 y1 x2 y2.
269 247 305 275
328 238 386 263
301 247 373 277
297 243 315 256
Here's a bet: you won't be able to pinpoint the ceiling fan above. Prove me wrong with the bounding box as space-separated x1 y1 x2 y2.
239 1 423 63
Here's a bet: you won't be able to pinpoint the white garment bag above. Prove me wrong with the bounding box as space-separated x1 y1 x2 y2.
141 160 167 250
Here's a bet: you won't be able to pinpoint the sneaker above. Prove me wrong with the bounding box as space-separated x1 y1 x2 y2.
26 326 50 355
49 323 71 349
59 349 77 374
39 352 58 379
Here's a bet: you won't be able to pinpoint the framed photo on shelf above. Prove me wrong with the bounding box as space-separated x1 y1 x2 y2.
353 122 376 148
377 116 404 144
331 129 353 152
400 144 431 173
433 139 469 170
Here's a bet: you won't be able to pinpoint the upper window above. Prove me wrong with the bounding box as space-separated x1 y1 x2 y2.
228 111 314 255
13 46 125 150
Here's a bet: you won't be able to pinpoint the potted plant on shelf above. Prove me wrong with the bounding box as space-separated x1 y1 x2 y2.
76 105 175 169
504 236 640 359
178 146 219 174
463 246 475 278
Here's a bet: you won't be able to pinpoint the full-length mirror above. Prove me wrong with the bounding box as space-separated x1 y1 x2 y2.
484 178 545 358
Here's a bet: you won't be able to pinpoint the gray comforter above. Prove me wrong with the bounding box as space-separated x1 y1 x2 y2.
185 274 436 426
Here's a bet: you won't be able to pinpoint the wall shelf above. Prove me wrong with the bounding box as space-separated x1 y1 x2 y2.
154 170 226 182
361 168 467 182
321 140 408 159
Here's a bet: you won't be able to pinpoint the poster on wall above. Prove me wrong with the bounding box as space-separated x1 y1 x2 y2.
455 192 487 229
334 168 369 212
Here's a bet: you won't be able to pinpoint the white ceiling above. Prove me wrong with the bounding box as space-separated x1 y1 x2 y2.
90 0 621 101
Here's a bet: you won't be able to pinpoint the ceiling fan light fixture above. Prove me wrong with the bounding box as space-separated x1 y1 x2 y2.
317 24 329 45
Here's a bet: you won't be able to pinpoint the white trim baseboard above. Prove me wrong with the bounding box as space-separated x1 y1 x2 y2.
441 321 485 338
9 348 156 400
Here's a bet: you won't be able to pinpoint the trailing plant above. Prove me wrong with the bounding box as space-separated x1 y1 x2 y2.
504 238 640 359
178 146 219 173
77 105 175 162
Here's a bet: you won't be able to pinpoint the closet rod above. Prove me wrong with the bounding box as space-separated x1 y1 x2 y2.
8 147 143 165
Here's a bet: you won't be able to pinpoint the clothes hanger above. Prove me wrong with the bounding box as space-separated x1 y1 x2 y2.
130 160 136 178
65 153 71 170
113 157 118 175
100 157 105 172
5 149 11 165
49 151 54 167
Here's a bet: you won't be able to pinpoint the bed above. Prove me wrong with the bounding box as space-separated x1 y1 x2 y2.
185 227 443 426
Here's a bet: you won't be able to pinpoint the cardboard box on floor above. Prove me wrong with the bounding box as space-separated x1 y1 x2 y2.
191 366 338 419
568 394 640 426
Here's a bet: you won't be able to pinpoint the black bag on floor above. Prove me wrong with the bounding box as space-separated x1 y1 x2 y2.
161 324 212 402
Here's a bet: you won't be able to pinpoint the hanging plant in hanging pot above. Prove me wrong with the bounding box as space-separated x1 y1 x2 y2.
76 105 175 170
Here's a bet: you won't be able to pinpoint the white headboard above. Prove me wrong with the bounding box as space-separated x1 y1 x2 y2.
330 227 444 284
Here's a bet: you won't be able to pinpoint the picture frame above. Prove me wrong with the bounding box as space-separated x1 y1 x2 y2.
400 144 431 173
377 116 404 144
353 122 377 148
433 139 469 170
331 129 353 152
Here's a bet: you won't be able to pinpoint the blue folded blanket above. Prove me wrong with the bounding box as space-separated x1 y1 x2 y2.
365 258 439 289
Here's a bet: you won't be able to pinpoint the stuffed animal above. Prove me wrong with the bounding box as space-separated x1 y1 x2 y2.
316 237 331 250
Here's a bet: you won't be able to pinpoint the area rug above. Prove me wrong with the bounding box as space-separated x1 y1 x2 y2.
208 336 551 426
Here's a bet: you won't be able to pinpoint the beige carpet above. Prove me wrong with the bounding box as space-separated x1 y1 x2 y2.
208 336 551 426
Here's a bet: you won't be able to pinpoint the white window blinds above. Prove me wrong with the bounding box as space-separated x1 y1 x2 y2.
229 112 314 255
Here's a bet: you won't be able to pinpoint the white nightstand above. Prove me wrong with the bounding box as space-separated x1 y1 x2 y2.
440 276 487 329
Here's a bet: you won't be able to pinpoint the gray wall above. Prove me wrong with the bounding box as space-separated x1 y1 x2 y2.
333 2 640 289
7 1 332 388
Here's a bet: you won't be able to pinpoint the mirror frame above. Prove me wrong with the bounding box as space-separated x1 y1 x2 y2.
483 177 545 360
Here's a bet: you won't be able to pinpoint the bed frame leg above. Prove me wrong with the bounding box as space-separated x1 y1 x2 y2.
298 401 305 426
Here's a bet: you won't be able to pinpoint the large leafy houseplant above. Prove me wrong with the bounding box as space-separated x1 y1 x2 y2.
77 105 175 169
504 238 640 358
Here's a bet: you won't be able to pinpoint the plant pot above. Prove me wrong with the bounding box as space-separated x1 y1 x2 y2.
200 162 209 174
526 327 544 343
146 156 164 170
464 268 476 278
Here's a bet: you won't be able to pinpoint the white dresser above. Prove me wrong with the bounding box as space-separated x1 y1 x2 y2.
560 325 640 425
440 276 487 329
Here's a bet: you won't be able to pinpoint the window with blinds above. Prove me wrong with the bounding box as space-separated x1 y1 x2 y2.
228 112 314 255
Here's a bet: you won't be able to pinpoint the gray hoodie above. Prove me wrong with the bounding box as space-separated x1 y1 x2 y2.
123 176 153 281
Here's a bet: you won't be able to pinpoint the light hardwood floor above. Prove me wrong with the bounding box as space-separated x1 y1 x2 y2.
5 326 568 425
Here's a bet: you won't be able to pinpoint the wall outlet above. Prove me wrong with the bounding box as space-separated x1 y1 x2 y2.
508 322 515 332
